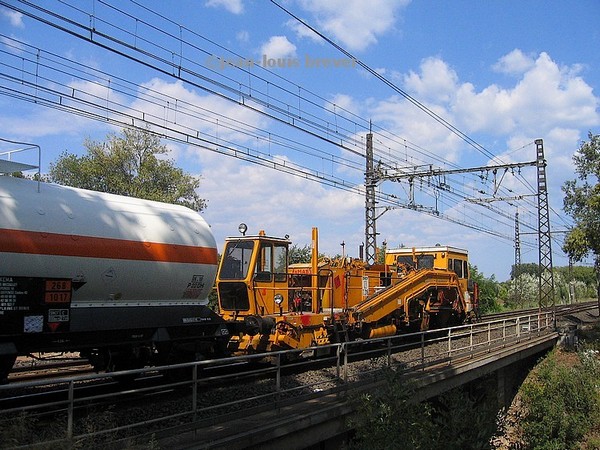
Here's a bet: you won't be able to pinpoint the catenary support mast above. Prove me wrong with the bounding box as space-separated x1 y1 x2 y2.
536 139 555 308
365 132 377 265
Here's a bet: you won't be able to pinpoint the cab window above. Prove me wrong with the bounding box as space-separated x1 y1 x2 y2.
220 240 254 280
255 242 288 282
417 255 434 269
453 259 464 278
396 255 415 268
273 244 288 282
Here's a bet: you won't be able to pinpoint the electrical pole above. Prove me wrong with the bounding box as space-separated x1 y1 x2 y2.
536 139 555 309
514 210 523 308
365 132 377 265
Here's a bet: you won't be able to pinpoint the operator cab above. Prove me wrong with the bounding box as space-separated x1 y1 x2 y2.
216 225 291 322
385 245 470 290
385 245 477 318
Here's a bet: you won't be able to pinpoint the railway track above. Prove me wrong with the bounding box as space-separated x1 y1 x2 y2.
482 300 597 322
2 301 594 386
2 304 585 448
4 301 596 387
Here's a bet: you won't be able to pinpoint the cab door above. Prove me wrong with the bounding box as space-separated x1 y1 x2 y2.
252 240 289 315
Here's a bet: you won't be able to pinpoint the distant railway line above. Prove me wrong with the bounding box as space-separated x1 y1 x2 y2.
484 300 597 323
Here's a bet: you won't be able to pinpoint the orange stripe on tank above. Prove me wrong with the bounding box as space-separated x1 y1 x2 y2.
0 229 218 264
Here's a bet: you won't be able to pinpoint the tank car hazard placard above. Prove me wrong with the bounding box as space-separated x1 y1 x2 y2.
0 277 72 333
44 280 72 303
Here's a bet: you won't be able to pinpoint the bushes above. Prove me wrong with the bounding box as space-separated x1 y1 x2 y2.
519 347 600 449
502 264 597 309
350 344 600 450
349 370 436 450
349 369 498 450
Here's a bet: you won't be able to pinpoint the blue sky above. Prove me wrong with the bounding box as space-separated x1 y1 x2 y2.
1 0 599 281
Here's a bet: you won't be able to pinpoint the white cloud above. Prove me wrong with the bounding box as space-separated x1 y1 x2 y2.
454 52 599 136
204 0 244 14
1 8 24 28
285 18 322 44
259 36 297 60
328 93 361 117
493 49 535 76
403 57 459 103
295 0 410 52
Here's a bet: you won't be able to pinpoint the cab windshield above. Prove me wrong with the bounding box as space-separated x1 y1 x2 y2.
219 240 255 280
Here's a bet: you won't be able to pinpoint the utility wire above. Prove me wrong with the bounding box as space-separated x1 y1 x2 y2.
0 0 566 247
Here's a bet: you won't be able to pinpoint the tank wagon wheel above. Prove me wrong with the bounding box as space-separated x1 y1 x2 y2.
105 349 147 384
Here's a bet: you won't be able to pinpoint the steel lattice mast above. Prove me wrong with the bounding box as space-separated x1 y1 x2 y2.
513 210 523 307
365 132 377 265
536 139 555 308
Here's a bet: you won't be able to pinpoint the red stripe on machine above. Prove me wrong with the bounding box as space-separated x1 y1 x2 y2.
1 229 218 264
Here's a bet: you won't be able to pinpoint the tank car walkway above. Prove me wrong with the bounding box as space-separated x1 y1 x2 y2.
159 330 558 450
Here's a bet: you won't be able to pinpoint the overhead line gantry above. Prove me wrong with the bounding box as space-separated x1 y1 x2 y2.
364 138 554 308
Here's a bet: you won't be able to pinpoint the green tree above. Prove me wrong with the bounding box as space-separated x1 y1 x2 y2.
288 244 312 264
562 132 600 307
510 262 540 279
470 265 502 313
554 265 597 286
49 127 206 211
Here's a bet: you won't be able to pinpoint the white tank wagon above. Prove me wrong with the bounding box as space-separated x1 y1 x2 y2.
0 175 229 380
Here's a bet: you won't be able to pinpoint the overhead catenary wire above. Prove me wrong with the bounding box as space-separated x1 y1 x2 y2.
270 0 500 163
0 0 570 252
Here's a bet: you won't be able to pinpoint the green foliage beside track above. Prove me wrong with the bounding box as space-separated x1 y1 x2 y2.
349 369 499 450
349 327 600 450
519 342 600 449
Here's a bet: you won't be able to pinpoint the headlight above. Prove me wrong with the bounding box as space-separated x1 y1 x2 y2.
274 293 284 305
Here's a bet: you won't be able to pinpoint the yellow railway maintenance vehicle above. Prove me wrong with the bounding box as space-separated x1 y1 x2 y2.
216 226 478 354
385 245 478 330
